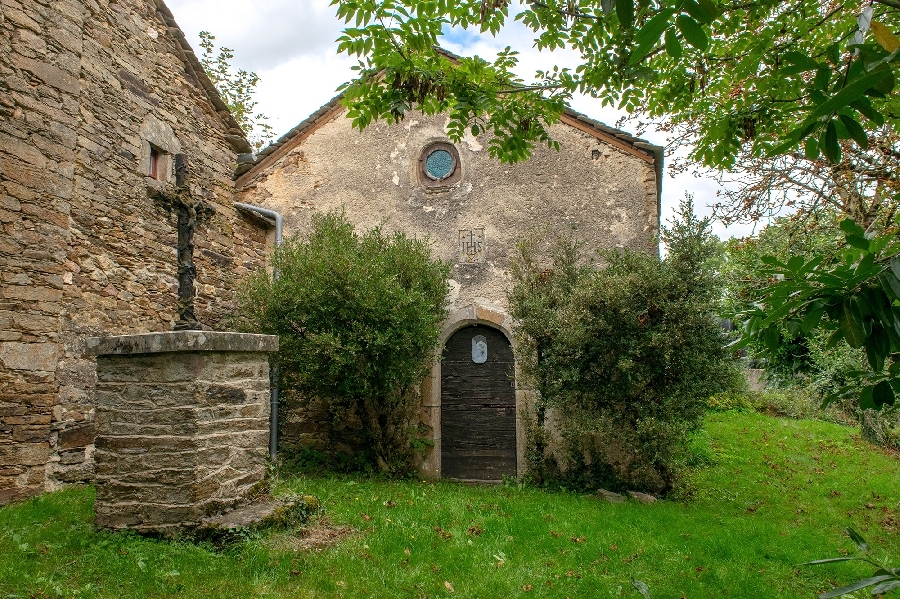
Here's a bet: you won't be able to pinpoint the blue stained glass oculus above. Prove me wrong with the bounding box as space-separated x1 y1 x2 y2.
425 149 454 179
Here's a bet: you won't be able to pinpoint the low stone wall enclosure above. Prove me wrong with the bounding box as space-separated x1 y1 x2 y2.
86 331 277 534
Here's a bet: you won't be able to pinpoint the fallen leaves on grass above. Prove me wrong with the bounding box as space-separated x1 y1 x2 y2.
444 581 455 592
435 526 453 539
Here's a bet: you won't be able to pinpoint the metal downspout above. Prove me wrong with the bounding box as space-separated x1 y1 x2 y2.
234 202 283 460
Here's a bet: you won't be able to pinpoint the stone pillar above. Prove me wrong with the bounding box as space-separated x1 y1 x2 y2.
85 331 278 535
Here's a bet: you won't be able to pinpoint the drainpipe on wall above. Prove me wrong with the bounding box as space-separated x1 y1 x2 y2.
234 202 283 460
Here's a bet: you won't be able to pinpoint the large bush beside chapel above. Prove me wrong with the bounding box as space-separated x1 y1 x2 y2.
235 211 450 474
509 201 739 493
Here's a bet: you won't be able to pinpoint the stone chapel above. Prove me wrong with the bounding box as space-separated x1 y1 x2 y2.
1 0 662 502
233 96 663 482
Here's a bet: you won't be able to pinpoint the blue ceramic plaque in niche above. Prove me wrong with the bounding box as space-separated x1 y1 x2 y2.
425 149 454 179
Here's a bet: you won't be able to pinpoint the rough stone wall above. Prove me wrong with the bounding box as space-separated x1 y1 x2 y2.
93 347 271 533
234 110 659 316
0 0 269 503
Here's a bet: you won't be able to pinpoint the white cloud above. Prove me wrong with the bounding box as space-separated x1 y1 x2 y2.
165 0 762 239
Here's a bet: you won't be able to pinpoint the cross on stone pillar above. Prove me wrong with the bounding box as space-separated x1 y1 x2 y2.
151 154 214 331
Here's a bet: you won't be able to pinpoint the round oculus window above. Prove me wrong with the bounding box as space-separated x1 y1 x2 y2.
426 150 454 179
419 143 461 187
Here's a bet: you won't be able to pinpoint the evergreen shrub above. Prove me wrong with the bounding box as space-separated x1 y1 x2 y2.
234 211 450 474
509 200 740 493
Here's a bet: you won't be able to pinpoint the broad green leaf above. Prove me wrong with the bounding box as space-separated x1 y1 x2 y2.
846 528 870 552
801 302 825 334
838 115 868 149
850 98 885 126
616 0 634 28
873 381 896 407
871 579 900 594
821 121 840 163
782 51 819 72
786 256 805 271
820 575 895 598
814 66 831 91
868 233 893 255
801 557 867 565
845 234 870 251
681 0 714 23
676 15 708 51
840 300 866 348
826 327 845 349
810 71 892 119
665 28 683 58
879 271 900 301
804 137 819 160
696 0 719 20
840 218 866 237
601 0 615 16
864 327 888 371
763 325 780 351
891 255 900 280
760 255 788 268
871 21 900 53
859 385 876 409
635 9 675 45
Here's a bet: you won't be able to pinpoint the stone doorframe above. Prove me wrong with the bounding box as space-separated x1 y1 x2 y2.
418 303 527 481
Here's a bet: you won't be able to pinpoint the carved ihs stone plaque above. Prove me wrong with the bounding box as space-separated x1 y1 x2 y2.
458 229 485 263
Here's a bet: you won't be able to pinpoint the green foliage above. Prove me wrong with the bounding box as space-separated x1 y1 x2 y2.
803 527 900 597
509 199 738 492
721 214 847 380
331 0 900 166
234 211 450 474
733 210 900 410
199 31 274 152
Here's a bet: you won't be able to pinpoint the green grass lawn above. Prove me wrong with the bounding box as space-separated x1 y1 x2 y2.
1 411 899 598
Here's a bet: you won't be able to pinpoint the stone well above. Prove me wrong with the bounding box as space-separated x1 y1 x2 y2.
85 331 278 535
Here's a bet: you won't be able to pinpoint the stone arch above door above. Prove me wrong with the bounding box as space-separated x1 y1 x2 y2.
417 304 522 481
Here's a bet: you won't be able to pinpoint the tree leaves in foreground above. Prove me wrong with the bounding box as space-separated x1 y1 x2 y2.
234 211 450 473
802 527 900 597
332 0 900 166
733 212 900 410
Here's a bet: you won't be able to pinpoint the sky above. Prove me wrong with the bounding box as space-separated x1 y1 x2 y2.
165 0 762 240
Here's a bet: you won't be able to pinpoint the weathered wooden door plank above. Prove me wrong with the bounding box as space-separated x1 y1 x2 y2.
441 326 516 481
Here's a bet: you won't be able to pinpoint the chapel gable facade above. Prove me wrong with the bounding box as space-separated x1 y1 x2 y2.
0 0 270 503
233 97 663 480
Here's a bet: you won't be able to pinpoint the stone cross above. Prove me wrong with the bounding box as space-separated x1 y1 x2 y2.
151 154 214 331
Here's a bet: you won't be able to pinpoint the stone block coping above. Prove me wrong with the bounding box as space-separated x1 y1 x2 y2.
84 331 279 356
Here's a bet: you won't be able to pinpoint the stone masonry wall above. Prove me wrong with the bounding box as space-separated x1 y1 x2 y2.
0 0 270 503
90 332 274 533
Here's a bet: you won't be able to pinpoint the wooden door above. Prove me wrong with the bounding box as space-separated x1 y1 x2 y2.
441 326 516 481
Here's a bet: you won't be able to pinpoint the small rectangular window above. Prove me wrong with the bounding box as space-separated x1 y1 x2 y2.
148 146 160 179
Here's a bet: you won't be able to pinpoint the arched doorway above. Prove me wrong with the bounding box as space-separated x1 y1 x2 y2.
440 326 516 481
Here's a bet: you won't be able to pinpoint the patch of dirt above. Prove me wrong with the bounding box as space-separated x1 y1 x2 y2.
264 517 354 553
